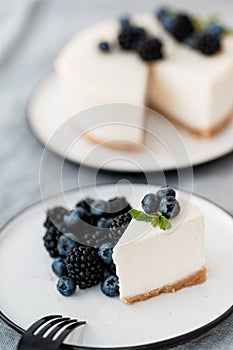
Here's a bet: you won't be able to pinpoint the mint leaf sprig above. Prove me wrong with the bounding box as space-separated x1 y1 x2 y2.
129 209 172 231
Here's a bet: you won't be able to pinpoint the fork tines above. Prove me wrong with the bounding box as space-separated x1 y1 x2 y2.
18 315 86 349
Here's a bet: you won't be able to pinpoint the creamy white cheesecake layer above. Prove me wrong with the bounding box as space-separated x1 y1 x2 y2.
55 13 233 140
113 198 205 301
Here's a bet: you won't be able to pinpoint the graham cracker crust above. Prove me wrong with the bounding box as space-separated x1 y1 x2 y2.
123 266 207 305
148 104 233 138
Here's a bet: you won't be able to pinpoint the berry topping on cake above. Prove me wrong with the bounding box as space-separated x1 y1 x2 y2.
168 14 194 42
66 246 104 289
98 41 111 52
156 9 194 42
155 185 176 200
141 193 160 214
137 38 163 61
43 226 63 258
52 257 68 277
57 233 77 257
130 186 180 230
98 243 114 265
101 275 119 297
118 26 146 50
159 196 181 219
198 33 221 56
109 212 132 245
185 31 221 56
57 276 76 296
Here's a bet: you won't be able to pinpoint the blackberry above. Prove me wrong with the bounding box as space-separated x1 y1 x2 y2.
43 226 63 258
198 33 221 56
107 197 132 218
118 26 146 50
66 246 104 289
44 206 68 233
109 212 132 245
138 38 163 61
165 14 194 42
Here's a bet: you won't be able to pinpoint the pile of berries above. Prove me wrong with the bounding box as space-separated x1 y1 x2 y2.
98 16 164 62
156 7 225 56
43 196 131 297
141 185 181 219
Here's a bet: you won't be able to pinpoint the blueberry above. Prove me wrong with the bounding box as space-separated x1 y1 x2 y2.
63 207 86 227
101 275 119 297
97 217 113 228
57 276 76 296
155 186 176 200
204 23 224 38
98 243 113 265
120 16 130 28
159 196 181 219
141 193 160 214
163 15 176 32
98 42 110 52
156 7 170 22
90 200 107 216
52 257 68 277
57 234 77 257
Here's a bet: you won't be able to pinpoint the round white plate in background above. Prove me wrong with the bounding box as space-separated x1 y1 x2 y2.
27 74 233 173
0 183 233 349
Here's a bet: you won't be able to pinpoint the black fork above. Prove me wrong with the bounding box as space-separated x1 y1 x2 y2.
17 315 86 350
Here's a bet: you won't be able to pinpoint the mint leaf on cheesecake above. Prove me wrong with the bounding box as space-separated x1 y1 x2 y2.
129 209 172 230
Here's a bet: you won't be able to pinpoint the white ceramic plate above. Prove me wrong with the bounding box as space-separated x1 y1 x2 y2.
0 183 233 349
27 73 233 173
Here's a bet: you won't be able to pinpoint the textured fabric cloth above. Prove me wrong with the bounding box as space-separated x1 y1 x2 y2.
0 0 233 349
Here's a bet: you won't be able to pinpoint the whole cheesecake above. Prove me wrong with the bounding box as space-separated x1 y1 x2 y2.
55 10 233 148
113 193 207 304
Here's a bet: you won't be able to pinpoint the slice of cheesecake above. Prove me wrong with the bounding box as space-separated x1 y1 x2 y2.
113 197 206 304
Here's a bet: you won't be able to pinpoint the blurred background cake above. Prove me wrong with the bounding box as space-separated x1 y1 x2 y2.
55 8 233 148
